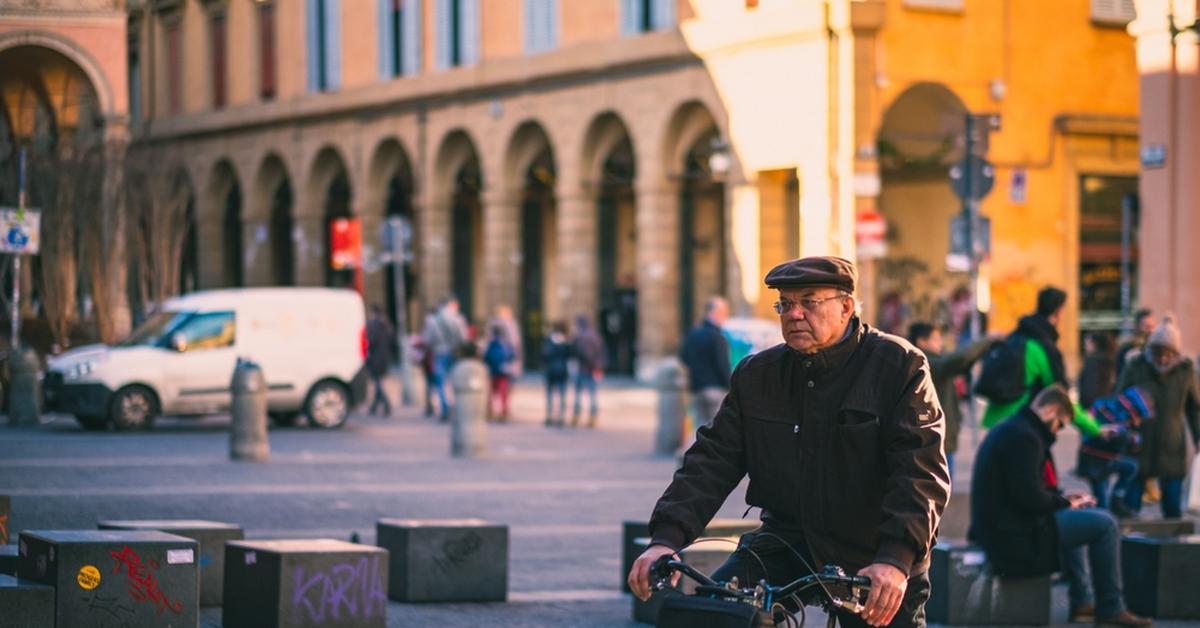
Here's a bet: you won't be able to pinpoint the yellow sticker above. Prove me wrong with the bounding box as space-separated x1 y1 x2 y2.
77 565 101 590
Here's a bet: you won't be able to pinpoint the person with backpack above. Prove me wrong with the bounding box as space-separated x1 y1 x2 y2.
1115 314 1200 518
1077 386 1149 517
365 304 397 417
978 287 1102 439
421 297 468 422
542 321 572 427
571 314 605 428
482 325 515 423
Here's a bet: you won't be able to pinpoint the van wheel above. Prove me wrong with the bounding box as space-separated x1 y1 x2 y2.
110 386 157 431
305 381 350 429
269 411 301 427
75 414 108 431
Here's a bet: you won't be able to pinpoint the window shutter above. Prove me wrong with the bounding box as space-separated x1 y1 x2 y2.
524 0 536 53
403 0 423 75
620 0 639 36
306 0 320 92
1091 0 1136 26
435 0 451 69
325 0 342 89
461 0 480 65
545 0 558 50
652 0 675 30
378 0 393 79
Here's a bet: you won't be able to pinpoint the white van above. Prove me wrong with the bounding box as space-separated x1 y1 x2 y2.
44 288 369 430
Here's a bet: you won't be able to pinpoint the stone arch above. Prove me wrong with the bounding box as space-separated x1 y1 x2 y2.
304 145 355 288
873 82 969 335
366 137 417 330
580 111 638 375
432 129 484 321
253 153 296 286
205 159 244 288
661 100 721 180
0 31 116 118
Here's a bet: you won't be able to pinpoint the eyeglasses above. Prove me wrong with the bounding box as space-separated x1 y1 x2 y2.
773 294 848 315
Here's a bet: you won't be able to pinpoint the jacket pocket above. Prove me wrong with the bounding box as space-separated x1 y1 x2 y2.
743 412 800 514
828 409 885 545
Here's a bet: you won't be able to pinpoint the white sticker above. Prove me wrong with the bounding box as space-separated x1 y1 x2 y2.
167 549 194 565
244 551 257 565
962 550 986 566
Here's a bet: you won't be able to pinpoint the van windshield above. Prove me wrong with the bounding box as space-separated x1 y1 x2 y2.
120 311 192 347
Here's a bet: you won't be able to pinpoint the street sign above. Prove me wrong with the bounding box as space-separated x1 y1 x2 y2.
947 213 991 271
949 155 995 201
1009 168 1027 205
856 210 888 259
329 217 362 270
0 207 41 255
1140 144 1166 169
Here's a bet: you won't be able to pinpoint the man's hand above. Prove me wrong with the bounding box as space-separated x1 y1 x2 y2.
628 545 679 602
1067 493 1097 509
1099 424 1121 438
857 562 907 627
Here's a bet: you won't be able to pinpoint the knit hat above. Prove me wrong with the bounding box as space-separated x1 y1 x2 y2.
1147 312 1182 353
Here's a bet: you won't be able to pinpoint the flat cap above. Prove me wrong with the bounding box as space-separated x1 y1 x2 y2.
764 256 857 293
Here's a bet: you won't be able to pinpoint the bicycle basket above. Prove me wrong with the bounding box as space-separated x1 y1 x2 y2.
656 593 762 628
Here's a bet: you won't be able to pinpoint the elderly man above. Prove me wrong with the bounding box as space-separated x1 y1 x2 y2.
629 256 950 628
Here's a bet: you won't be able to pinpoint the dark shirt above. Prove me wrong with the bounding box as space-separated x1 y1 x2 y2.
680 320 731 392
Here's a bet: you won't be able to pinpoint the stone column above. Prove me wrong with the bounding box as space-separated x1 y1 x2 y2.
634 180 681 380
359 211 386 307
241 220 271 286
418 192 452 308
292 215 326 286
481 188 520 318
555 190 597 323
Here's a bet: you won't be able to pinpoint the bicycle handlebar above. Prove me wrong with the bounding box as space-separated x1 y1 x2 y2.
649 555 872 614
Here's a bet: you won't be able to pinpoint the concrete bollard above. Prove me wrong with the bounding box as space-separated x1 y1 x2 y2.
654 358 687 456
450 358 488 457
8 348 40 426
230 358 269 462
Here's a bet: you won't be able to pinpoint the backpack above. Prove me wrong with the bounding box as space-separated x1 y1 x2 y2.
974 333 1027 404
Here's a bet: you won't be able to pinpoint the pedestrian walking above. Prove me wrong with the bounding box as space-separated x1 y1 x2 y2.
482 325 515 422
908 321 998 482
571 314 605 427
366 304 396 417
680 296 731 430
1079 332 1117 409
1116 313 1200 518
1116 309 1156 378
542 321 571 427
969 385 1150 627
421 297 468 422
489 304 524 377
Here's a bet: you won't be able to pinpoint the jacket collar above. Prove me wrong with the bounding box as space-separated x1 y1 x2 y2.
1018 314 1059 345
1018 406 1057 448
790 316 863 376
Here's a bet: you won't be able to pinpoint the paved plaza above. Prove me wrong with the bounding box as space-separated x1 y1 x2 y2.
1 376 1195 627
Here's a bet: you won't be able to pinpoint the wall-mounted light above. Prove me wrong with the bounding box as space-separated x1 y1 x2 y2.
708 138 732 180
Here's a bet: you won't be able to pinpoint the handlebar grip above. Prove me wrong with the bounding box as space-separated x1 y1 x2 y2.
848 575 872 587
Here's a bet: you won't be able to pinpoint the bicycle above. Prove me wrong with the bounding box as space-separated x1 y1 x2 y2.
648 549 871 628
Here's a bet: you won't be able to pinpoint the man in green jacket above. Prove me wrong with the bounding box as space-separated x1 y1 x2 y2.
909 322 998 482
981 287 1102 438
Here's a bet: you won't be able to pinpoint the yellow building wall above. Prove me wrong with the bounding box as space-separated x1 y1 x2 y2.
872 0 1140 360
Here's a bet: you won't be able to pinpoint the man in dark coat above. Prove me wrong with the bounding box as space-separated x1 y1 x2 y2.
969 385 1149 627
629 256 950 628
680 296 731 429
366 305 396 416
908 322 997 483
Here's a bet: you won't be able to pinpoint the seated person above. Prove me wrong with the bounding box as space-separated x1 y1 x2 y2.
969 385 1150 627
1077 387 1153 518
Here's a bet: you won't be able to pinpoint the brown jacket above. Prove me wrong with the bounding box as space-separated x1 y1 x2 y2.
1117 353 1200 479
649 319 950 576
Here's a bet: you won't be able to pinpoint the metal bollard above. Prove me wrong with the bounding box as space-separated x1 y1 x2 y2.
450 357 488 457
654 358 687 456
230 358 269 461
8 347 41 426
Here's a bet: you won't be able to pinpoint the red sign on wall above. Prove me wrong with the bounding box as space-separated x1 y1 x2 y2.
329 217 362 270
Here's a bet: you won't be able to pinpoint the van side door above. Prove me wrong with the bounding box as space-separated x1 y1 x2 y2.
163 311 238 414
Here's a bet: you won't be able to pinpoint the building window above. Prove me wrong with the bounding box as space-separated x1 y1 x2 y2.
258 2 277 100
379 0 421 78
1091 0 1136 26
209 12 227 109
621 0 675 36
307 0 341 92
166 22 183 114
128 25 142 122
901 0 964 11
524 0 558 54
435 0 479 69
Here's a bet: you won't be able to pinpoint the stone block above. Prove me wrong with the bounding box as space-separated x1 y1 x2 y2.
631 536 738 624
0 544 17 575
98 519 244 607
621 518 759 592
0 573 55 628
936 493 971 539
927 542 1051 625
0 494 10 545
376 518 506 603
223 539 388 628
17 529 200 628
1122 534 1200 618
1118 517 1195 538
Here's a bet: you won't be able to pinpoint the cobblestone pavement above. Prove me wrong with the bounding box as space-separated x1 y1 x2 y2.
1 375 1194 627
